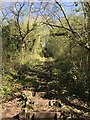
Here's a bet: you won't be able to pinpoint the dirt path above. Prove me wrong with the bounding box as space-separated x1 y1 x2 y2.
1 91 55 119
2 98 21 118
1 90 90 120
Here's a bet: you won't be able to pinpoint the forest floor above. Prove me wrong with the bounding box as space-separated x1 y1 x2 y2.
1 61 90 119
1 89 90 119
2 91 60 119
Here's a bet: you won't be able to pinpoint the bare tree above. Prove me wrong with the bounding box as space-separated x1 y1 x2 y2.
2 2 40 52
40 1 90 51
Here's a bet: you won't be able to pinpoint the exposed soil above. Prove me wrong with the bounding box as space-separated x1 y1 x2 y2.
1 90 90 120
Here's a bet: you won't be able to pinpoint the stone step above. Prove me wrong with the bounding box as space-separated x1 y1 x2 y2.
1 112 61 120
25 111 61 119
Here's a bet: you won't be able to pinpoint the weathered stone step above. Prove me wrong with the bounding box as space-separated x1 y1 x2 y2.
24 111 61 119
1 112 61 120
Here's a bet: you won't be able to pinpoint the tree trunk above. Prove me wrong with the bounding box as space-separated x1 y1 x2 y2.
85 2 90 42
84 2 90 68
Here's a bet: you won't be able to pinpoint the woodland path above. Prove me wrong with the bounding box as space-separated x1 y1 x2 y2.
1 61 90 120
2 87 90 120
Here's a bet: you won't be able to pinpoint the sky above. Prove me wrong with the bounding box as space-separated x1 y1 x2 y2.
1 0 82 24
1 1 81 14
1 0 83 2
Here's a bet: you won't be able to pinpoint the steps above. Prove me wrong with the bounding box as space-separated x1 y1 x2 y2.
25 111 61 119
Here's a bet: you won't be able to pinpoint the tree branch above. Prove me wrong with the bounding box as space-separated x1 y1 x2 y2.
55 0 76 36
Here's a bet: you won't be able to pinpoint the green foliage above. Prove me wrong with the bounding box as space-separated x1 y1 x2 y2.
2 4 90 108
